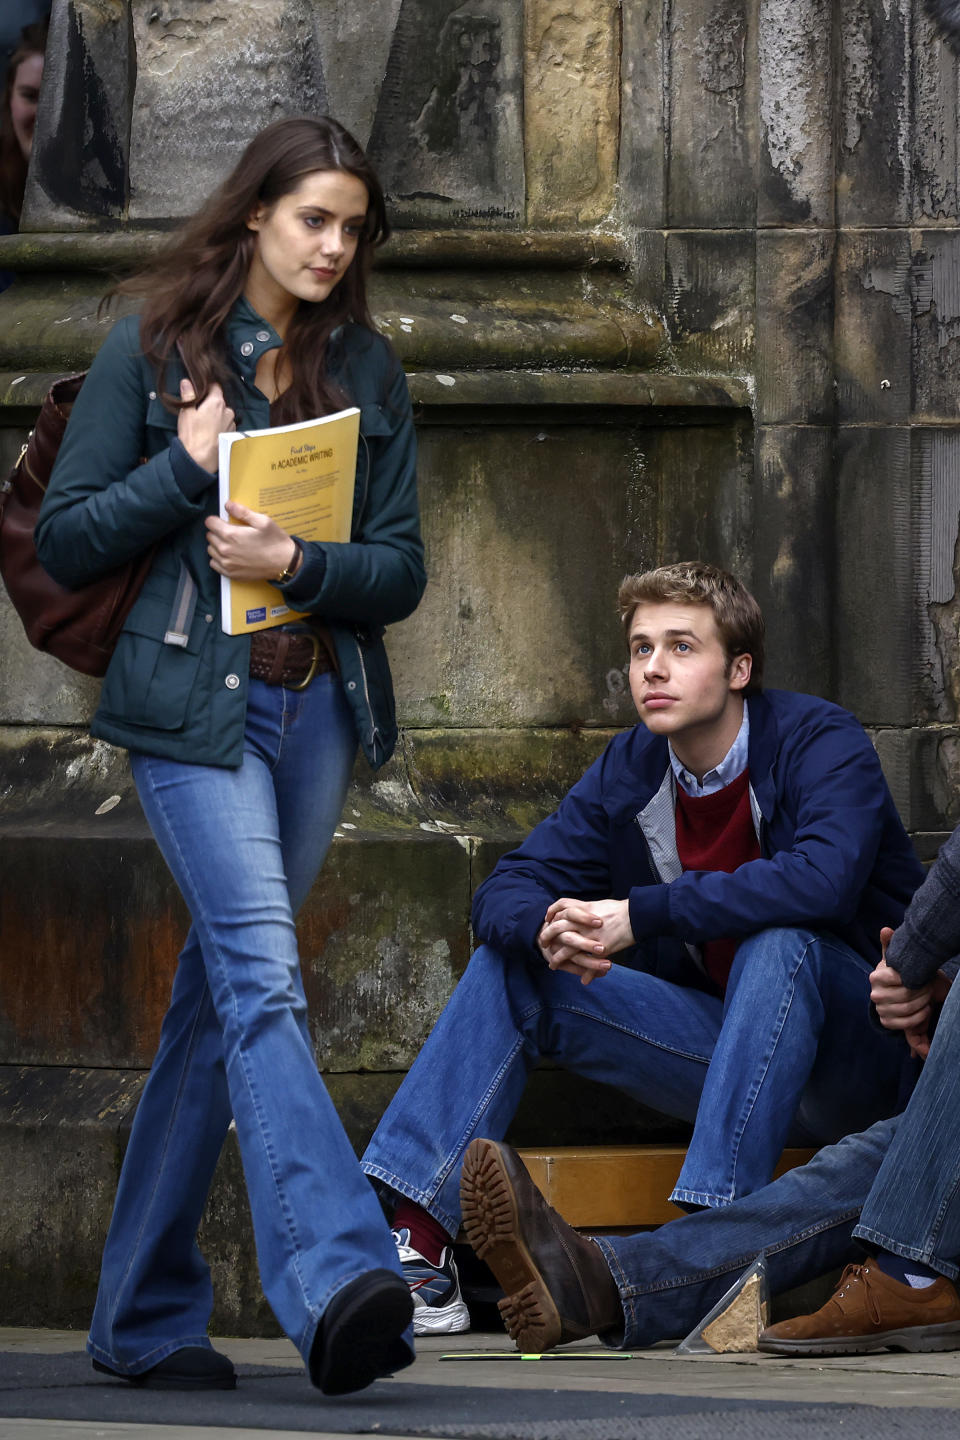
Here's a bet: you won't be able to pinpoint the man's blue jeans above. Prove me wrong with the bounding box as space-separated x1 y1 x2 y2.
362 928 907 1229
602 974 960 1346
854 973 960 1279
88 675 409 1376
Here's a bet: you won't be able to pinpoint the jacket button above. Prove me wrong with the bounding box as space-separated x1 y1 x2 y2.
347 680 357 690
148 390 157 400
240 341 254 357
256 330 270 342
205 614 213 623
225 673 240 689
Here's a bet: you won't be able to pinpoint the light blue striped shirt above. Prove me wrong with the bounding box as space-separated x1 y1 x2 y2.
669 707 750 798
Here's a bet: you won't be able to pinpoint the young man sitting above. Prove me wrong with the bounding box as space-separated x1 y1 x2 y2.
362 561 924 1334
458 822 960 1356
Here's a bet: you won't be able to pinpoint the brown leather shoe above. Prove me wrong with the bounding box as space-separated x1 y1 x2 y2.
759 1259 960 1355
460 1137 622 1351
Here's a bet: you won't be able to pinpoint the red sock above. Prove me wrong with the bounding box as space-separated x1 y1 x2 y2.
394 1199 450 1266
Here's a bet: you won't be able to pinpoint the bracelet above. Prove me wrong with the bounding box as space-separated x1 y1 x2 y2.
274 542 302 585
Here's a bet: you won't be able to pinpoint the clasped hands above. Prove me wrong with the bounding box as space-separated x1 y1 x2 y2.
537 903 953 1035
870 924 950 1060
537 898 635 986
176 380 299 582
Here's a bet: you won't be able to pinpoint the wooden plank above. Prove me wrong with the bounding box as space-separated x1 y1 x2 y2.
516 1144 816 1227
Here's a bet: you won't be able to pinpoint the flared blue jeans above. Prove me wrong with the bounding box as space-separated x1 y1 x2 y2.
88 675 409 1376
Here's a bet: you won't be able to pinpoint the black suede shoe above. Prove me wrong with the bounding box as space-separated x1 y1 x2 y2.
93 1345 237 1390
460 1137 623 1352
309 1268 414 1396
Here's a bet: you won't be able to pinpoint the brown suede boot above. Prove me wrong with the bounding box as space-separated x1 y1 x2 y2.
460 1137 622 1352
759 1259 960 1356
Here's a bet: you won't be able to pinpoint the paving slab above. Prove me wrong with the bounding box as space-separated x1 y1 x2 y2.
2 1328 960 1440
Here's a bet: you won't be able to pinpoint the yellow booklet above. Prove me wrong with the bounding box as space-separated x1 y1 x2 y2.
218 407 359 635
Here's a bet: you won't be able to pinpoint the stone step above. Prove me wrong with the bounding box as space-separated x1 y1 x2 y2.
0 1063 689 1335
516 1144 818 1228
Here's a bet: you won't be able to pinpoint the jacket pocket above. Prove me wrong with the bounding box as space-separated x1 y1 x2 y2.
99 590 207 731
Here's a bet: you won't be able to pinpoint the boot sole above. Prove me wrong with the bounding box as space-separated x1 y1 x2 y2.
760 1319 960 1357
460 1138 564 1352
92 1358 237 1390
311 1270 414 1397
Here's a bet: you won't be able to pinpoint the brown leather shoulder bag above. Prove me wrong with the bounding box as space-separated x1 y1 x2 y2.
0 373 155 677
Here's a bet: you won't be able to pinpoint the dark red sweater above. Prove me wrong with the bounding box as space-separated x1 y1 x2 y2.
674 768 760 990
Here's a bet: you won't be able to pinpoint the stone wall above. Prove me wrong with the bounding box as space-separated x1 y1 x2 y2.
2 0 960 1330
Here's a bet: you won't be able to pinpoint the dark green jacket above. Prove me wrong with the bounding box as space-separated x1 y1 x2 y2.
35 300 426 768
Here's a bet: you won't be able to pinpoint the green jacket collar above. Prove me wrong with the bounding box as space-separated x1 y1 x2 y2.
224 296 283 384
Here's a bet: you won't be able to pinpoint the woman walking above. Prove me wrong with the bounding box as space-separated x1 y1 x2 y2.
36 116 426 1397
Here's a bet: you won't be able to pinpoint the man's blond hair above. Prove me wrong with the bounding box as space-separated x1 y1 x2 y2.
618 562 765 694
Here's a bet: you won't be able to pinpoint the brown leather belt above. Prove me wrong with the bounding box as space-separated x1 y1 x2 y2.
248 629 333 690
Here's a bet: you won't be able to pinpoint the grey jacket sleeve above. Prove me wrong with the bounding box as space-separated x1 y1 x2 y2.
885 823 960 987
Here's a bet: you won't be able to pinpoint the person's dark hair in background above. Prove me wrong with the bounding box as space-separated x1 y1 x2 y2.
0 20 46 231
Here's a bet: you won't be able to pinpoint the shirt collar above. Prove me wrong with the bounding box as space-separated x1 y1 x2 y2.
669 706 750 798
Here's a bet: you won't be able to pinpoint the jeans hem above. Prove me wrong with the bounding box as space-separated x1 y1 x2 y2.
360 1164 459 1240
851 1225 960 1282
670 1187 732 1211
590 1237 631 1349
86 1333 214 1374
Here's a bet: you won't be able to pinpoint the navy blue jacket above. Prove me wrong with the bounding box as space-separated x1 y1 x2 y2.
35 300 426 769
472 689 925 972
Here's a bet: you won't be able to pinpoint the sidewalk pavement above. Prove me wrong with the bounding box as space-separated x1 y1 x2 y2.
2 1326 960 1440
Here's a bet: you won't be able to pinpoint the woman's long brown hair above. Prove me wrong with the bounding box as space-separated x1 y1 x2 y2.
114 116 390 424
0 22 47 226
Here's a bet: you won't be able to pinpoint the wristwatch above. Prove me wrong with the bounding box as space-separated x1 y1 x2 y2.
275 542 302 585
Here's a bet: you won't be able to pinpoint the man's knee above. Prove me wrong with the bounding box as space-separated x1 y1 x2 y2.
728 927 828 988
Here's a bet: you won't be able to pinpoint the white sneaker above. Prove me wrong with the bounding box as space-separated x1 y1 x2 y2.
393 1227 471 1335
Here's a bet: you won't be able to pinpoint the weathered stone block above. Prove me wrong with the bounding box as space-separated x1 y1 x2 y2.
833 426 913 726
753 426 834 699
0 1060 689 1333
0 830 183 1069
649 421 756 582
755 230 834 425
391 413 753 729
664 230 755 372
0 1065 139 1329
871 726 960 840
911 231 960 423
624 229 667 310
24 0 133 231
128 1 327 222
0 814 477 1072
619 0 667 228
0 275 119 378
666 0 757 229
911 426 960 726
836 0 911 228
912 1 960 223
0 607 100 725
368 0 525 226
835 231 913 424
523 0 620 226
309 0 404 149
401 727 615 836
299 830 471 1073
757 0 834 226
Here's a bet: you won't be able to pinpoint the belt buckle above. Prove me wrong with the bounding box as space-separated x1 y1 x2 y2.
288 632 321 691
